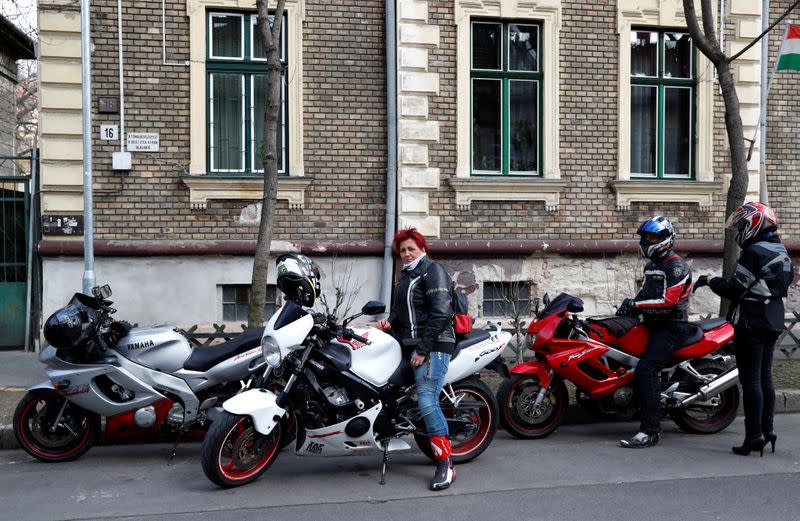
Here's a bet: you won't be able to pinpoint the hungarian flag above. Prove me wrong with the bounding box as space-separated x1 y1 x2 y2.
777 24 800 71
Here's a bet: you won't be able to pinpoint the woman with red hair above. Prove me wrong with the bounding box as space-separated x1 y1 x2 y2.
377 228 456 490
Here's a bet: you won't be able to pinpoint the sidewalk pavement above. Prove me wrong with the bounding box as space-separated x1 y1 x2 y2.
1 349 800 451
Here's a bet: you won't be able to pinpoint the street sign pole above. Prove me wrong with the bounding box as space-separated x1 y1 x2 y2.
80 0 96 293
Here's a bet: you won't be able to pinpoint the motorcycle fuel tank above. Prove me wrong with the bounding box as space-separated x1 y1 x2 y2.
332 327 400 387
114 327 192 373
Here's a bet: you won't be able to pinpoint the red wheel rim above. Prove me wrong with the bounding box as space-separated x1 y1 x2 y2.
217 417 281 481
18 396 91 459
449 389 492 457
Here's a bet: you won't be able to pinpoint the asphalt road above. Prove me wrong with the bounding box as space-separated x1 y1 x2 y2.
2 415 800 521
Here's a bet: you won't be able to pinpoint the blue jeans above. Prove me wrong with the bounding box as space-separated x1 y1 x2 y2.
415 351 451 437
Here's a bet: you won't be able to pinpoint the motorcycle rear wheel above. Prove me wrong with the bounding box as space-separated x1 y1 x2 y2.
669 359 740 434
201 411 282 488
497 374 568 439
414 378 498 464
13 391 99 462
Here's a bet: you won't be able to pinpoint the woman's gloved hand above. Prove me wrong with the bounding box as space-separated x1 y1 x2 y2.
615 298 635 317
693 275 709 293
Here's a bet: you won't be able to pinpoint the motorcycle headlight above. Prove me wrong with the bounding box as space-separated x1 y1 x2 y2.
262 336 282 368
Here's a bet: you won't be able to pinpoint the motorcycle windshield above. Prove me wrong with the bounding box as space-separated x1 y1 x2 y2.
273 300 309 330
538 293 584 319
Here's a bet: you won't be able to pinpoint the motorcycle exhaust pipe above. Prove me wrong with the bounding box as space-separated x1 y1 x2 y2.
677 367 739 408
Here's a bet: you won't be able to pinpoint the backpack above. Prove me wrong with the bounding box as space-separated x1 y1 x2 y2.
451 282 471 335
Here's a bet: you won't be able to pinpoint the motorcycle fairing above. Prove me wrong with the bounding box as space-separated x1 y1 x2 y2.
295 403 398 457
263 303 315 356
222 388 286 435
445 331 511 384
509 361 553 389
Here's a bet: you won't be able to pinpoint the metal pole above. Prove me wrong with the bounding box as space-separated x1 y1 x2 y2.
80 0 96 293
759 0 770 204
380 0 397 313
24 149 37 352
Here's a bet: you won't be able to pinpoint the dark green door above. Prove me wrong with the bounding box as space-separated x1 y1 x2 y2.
0 173 29 348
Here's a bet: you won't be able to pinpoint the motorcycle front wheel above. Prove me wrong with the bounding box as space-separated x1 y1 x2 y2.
13 391 100 462
497 374 568 439
414 378 498 464
669 359 740 434
201 411 282 488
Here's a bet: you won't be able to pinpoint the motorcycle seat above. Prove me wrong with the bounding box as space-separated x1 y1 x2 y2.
452 329 492 360
182 327 265 372
693 317 728 331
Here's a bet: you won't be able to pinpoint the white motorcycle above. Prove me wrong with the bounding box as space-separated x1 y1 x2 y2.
200 299 511 488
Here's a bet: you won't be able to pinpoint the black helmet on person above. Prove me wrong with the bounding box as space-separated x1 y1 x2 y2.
637 216 675 260
275 253 321 307
43 295 101 350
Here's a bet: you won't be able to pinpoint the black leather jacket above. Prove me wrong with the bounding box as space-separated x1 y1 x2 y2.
388 255 456 356
709 234 794 332
632 251 692 323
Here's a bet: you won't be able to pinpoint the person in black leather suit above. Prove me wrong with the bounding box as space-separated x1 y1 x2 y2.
695 202 795 456
619 216 693 449
376 228 457 490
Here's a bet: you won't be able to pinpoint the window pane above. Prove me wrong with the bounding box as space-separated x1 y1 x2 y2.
472 23 501 70
211 15 242 58
252 75 284 173
509 24 538 71
509 80 538 173
252 15 282 60
210 74 244 171
222 286 235 302
630 85 657 175
236 304 248 321
664 87 691 176
223 303 236 321
631 31 657 76
664 32 692 78
472 79 501 172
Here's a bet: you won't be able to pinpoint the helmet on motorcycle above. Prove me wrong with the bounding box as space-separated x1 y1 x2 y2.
43 294 101 350
275 253 321 307
726 201 778 247
637 216 675 260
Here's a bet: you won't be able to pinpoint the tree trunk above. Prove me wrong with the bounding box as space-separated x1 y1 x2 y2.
681 0 750 317
249 0 286 327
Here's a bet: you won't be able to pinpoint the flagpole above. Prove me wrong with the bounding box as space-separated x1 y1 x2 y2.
759 0 770 204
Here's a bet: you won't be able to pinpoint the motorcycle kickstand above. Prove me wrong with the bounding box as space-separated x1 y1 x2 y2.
379 440 389 485
167 427 189 466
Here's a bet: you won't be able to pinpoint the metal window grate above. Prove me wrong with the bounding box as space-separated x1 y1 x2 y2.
221 284 278 322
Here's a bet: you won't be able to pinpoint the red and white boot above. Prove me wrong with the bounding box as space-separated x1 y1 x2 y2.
429 436 456 491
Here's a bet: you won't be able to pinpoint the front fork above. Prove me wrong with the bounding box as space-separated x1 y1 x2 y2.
532 369 555 410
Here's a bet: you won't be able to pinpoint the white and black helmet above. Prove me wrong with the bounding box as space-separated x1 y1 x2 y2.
276 253 321 307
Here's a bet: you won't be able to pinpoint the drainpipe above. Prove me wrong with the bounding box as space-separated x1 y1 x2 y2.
380 0 397 312
80 0 96 294
24 148 37 352
118 0 125 155
758 0 769 204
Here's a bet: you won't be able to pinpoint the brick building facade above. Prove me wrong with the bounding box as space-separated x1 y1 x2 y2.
36 0 799 331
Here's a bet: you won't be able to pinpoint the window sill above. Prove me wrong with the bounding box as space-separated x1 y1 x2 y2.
180 175 313 210
447 177 567 211
609 179 724 211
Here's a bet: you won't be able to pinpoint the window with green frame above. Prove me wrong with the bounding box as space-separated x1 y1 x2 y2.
630 29 695 178
207 12 287 174
471 20 542 176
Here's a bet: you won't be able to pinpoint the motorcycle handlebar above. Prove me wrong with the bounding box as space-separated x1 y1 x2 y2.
340 328 371 345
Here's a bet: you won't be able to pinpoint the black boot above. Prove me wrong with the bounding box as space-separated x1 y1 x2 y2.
429 458 455 491
732 436 767 457
619 431 661 449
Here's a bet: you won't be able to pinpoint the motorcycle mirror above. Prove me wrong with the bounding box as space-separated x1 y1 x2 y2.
542 293 550 308
361 301 386 316
533 297 541 315
92 284 112 299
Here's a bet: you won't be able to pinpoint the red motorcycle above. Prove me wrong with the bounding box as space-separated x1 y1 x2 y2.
497 293 740 439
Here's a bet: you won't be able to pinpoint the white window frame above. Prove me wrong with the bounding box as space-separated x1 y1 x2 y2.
209 73 246 173
209 13 245 61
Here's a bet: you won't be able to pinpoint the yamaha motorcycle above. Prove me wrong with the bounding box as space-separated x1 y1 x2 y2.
200 298 511 488
14 285 272 462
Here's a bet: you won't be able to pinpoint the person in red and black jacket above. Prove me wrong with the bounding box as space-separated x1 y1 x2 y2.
618 216 693 448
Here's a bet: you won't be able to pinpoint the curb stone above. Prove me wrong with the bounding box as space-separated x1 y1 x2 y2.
1 389 800 452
